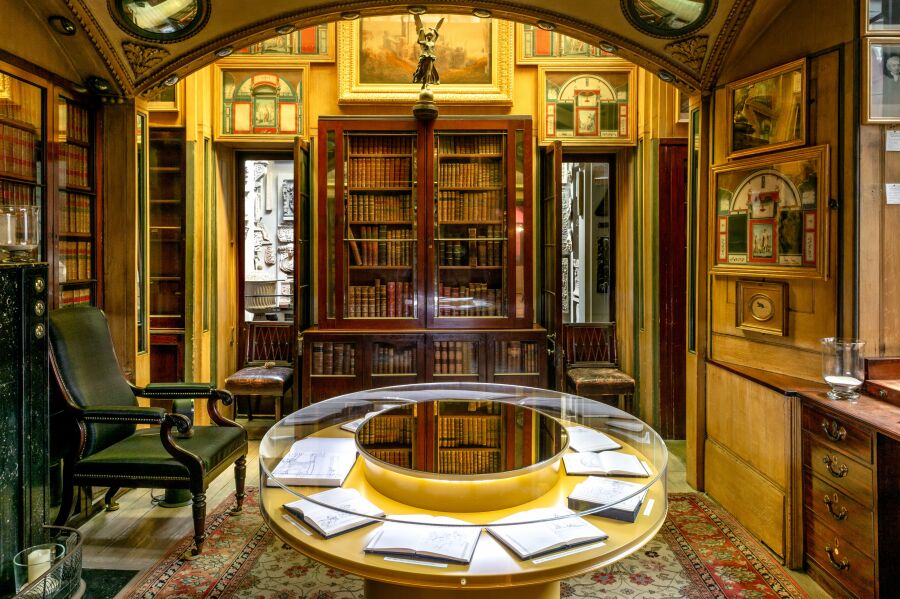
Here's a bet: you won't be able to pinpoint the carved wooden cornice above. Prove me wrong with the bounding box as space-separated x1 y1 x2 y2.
701 0 758 88
665 36 709 74
64 0 133 94
122 42 170 79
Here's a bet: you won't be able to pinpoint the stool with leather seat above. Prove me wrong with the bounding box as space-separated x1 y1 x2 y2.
225 322 294 421
563 323 635 414
49 306 248 556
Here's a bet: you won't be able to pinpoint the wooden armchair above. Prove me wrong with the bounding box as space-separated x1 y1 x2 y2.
49 306 248 556
563 323 635 413
225 322 295 421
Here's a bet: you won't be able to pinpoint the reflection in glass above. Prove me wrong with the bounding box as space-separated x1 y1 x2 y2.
628 0 709 34
119 0 200 35
136 113 147 353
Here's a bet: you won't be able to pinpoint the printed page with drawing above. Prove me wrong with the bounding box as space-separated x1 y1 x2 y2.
269 437 358 487
486 507 608 560
284 487 384 538
364 515 481 564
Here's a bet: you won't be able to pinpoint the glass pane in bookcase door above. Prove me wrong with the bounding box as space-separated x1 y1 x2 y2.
325 131 336 319
432 340 479 376
495 340 540 374
372 341 417 376
310 341 358 376
514 129 526 319
0 73 43 196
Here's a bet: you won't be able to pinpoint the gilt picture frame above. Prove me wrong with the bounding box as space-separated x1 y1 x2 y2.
711 144 829 280
863 37 900 123
515 23 622 64
214 61 307 142
726 58 806 159
337 16 513 104
228 23 335 62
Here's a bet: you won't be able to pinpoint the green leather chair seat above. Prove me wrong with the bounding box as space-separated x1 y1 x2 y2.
76 426 246 480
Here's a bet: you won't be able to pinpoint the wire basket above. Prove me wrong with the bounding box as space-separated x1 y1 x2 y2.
14 526 83 599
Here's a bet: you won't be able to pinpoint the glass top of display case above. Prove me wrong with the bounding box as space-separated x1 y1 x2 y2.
260 383 667 532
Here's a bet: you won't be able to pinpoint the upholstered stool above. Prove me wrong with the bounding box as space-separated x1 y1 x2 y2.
225 362 294 421
566 367 635 413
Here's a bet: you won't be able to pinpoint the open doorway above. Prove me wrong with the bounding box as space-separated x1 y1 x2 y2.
561 156 615 324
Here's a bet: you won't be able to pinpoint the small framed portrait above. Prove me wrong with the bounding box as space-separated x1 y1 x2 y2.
863 0 900 34
726 58 806 158
864 38 900 123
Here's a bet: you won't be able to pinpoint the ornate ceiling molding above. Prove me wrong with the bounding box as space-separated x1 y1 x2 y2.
665 35 709 74
64 0 133 94
701 0 758 88
122 42 170 78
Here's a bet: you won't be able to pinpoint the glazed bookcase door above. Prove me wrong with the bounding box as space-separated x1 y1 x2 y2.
306 334 364 401
428 119 533 329
370 334 425 387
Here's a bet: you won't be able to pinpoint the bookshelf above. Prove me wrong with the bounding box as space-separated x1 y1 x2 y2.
432 401 504 475
148 127 186 382
357 404 417 470
304 116 543 404
55 95 100 308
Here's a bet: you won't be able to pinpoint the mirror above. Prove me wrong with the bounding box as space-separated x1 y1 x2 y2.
114 0 208 40
623 0 714 37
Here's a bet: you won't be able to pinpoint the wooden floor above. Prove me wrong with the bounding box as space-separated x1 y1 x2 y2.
78 435 830 598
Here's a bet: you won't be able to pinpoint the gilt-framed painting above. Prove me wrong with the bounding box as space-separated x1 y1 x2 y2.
539 66 637 146
864 38 900 123
214 62 307 141
516 23 621 64
711 144 829 279
230 23 335 62
726 58 806 158
337 15 513 104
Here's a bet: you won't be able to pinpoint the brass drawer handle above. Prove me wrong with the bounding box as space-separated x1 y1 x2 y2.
823 455 849 478
823 493 848 521
825 541 850 571
821 419 846 442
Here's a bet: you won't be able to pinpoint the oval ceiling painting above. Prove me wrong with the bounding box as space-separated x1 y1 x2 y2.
622 0 716 37
113 0 209 41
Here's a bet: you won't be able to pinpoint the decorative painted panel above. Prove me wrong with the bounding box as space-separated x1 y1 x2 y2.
234 24 334 62
538 66 637 145
214 62 307 141
516 24 617 63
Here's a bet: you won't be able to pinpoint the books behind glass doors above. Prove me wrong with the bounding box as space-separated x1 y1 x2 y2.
486 507 608 560
565 426 622 452
563 451 649 477
283 487 384 538
364 515 481 564
567 477 648 523
269 437 358 487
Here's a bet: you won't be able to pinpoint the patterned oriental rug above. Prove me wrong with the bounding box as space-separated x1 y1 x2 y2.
124 490 808 599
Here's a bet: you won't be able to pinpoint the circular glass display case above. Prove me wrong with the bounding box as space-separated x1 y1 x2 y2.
621 0 715 37
112 0 209 41
260 383 668 598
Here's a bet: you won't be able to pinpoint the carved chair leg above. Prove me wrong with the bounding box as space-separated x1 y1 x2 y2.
190 492 207 556
104 487 121 511
54 461 74 526
232 456 247 514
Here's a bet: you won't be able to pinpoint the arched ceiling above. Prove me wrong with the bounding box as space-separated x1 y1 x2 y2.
6 0 781 97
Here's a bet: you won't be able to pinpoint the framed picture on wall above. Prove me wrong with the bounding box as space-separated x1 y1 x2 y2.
229 23 335 62
863 0 900 34
337 15 513 104
278 175 294 223
864 38 900 123
214 61 307 141
148 80 181 112
725 58 806 159
516 23 621 63
539 66 637 146
675 89 690 124
710 144 829 279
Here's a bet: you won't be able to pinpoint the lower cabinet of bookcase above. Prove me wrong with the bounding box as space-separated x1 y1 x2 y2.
301 328 547 404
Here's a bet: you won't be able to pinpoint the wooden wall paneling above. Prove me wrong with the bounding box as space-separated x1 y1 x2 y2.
878 131 900 355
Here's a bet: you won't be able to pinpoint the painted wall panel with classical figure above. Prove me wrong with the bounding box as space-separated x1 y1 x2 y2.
215 63 307 141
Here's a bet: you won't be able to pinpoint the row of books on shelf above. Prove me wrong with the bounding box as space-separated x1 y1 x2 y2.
437 135 502 155
372 345 415 374
59 240 92 281
59 143 90 188
63 102 90 144
439 232 503 267
438 416 499 448
349 226 412 266
347 281 414 318
495 341 539 374
348 157 411 188
311 342 357 375
59 191 92 234
58 287 92 306
0 180 33 204
356 414 413 446
438 449 500 475
438 284 502 317
438 191 503 222
0 123 38 180
366 449 412 469
348 136 414 155
438 162 502 187
347 194 412 222
433 340 477 375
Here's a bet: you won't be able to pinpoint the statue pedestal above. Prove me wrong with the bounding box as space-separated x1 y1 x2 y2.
413 88 438 121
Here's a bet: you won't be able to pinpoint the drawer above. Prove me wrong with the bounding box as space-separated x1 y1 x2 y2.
805 511 875 599
803 438 873 507
801 404 872 463
803 472 874 555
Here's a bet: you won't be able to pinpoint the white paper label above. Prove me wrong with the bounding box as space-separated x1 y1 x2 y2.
887 130 900 151
886 184 900 205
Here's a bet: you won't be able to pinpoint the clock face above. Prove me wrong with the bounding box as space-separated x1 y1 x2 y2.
749 293 775 322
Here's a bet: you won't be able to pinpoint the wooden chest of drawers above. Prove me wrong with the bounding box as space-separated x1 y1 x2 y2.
799 395 900 598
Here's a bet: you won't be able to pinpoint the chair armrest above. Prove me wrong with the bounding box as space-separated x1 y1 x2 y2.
136 383 215 399
81 405 167 425
207 388 242 428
